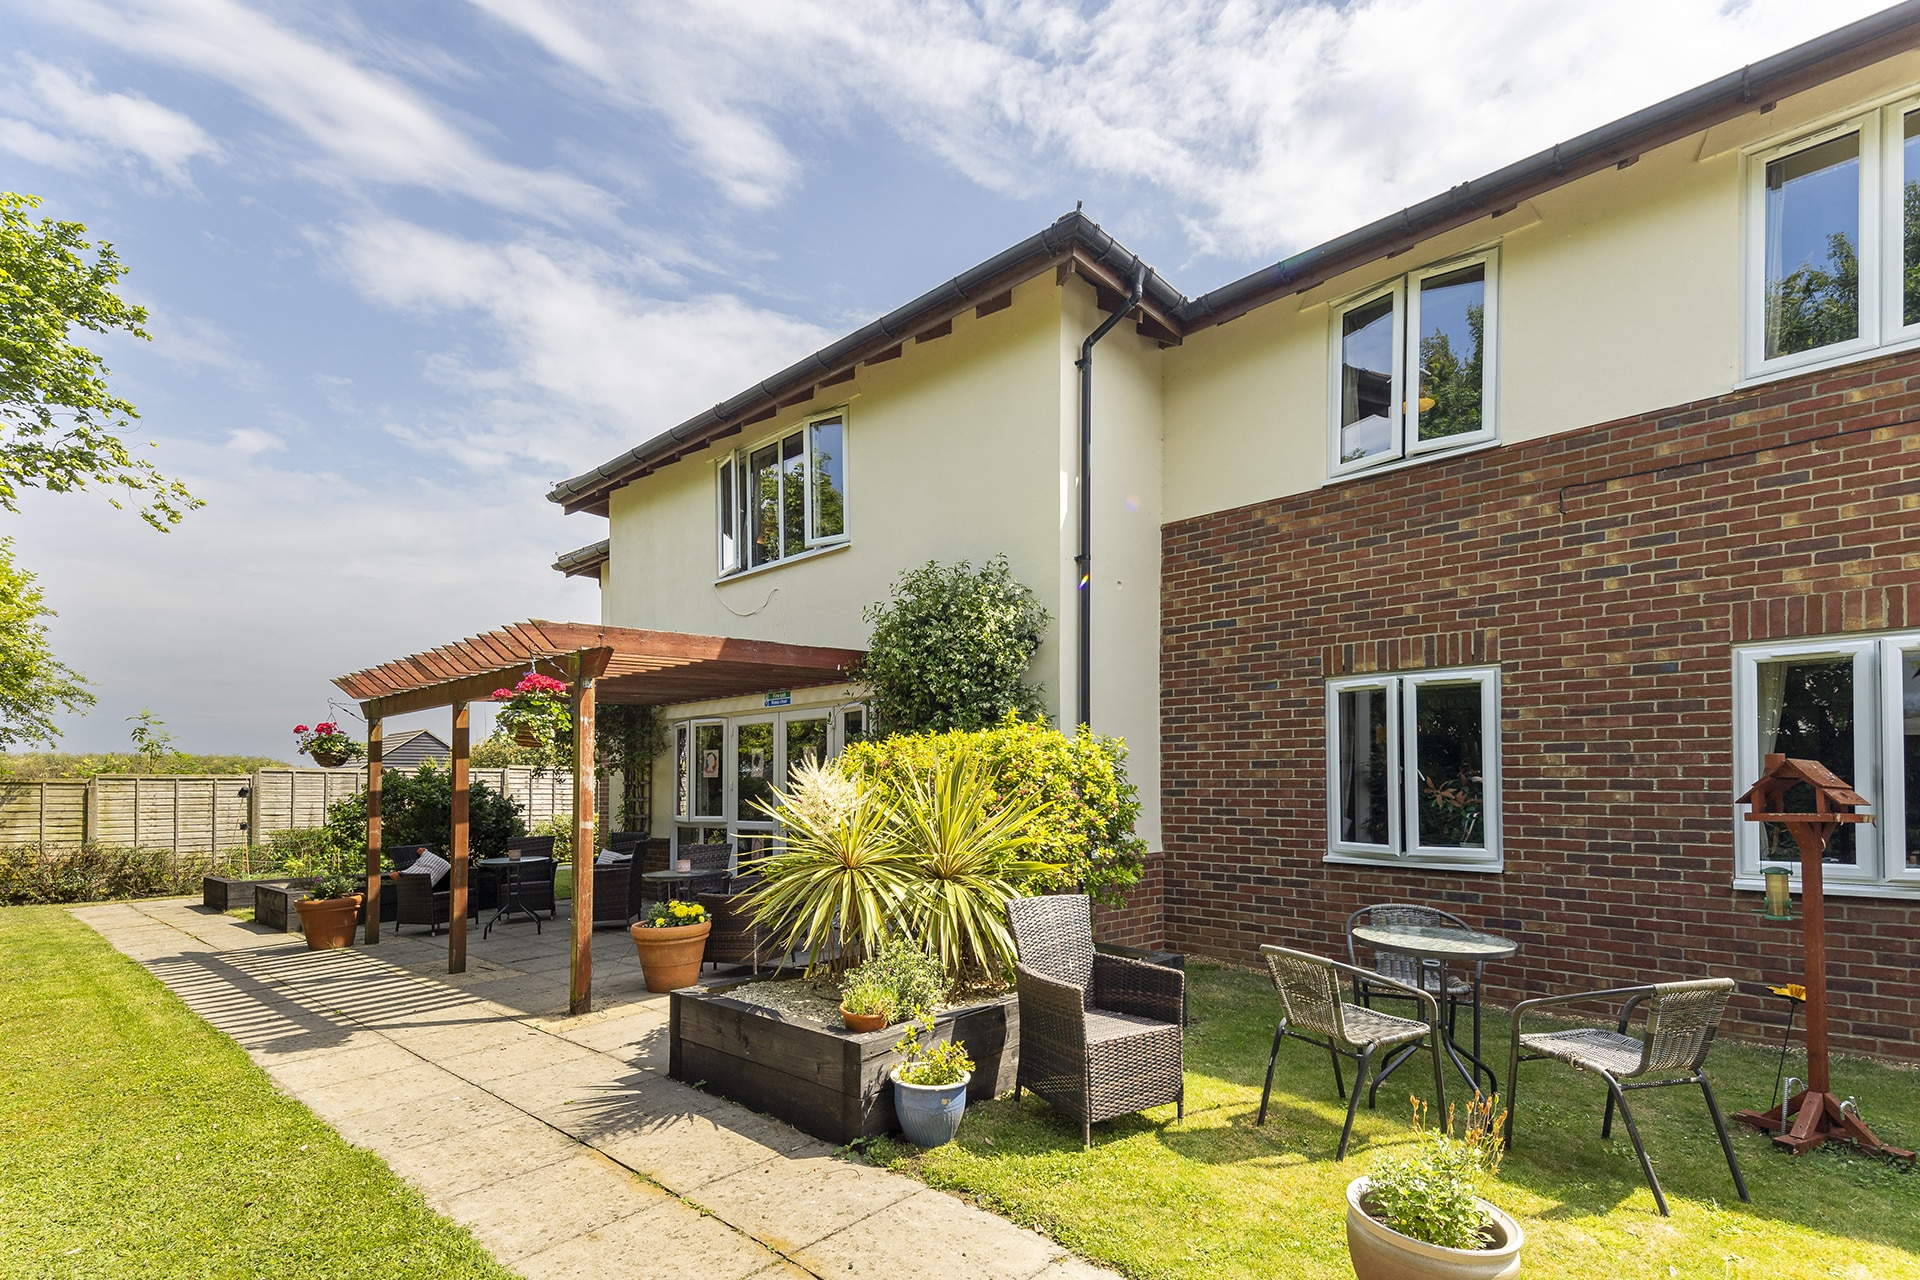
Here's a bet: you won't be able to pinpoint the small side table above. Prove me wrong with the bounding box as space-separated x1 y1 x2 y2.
642 868 696 904
477 856 549 937
1351 922 1519 1097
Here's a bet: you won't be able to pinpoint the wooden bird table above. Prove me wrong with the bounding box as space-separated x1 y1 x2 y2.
1732 753 1915 1163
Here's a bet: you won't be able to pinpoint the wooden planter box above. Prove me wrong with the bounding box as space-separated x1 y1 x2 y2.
252 882 311 932
670 980 1018 1145
202 876 293 913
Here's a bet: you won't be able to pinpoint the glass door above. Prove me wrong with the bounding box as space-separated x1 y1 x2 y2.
782 713 830 785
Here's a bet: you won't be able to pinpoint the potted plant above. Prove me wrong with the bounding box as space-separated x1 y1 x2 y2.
839 938 946 1033
492 673 571 753
294 721 363 769
630 898 711 993
889 1012 974 1147
1347 1095 1524 1280
284 839 364 951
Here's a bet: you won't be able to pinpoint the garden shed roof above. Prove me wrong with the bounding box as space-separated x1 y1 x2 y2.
333 620 863 718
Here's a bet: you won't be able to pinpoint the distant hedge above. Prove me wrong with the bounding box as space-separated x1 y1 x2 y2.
0 828 318 906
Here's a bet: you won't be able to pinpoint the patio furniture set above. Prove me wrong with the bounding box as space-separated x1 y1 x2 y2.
1009 895 1747 1218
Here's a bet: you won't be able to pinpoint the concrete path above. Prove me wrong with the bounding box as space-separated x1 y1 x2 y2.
73 898 1113 1280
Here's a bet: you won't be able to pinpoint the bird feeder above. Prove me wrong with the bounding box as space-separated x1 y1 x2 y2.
1732 753 1915 1162
1760 865 1794 920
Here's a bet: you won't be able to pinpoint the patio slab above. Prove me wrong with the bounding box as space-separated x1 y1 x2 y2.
77 897 1109 1280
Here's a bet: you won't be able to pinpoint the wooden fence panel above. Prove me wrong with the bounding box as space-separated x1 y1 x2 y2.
0 781 88 845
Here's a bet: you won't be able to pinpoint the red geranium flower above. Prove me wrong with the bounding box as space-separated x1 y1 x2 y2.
294 725 309 734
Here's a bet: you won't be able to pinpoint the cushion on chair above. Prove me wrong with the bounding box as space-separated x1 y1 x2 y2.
595 848 630 867
1083 1009 1175 1044
403 849 451 886
1519 1027 1648 1077
1338 1002 1434 1050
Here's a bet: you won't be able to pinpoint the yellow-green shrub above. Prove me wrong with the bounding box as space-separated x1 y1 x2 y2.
839 715 1146 906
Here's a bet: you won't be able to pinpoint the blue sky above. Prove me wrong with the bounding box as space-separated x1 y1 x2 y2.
0 0 1888 758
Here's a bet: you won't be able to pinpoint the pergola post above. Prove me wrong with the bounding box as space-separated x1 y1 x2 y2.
450 701 470 974
569 649 609 1016
363 716 383 944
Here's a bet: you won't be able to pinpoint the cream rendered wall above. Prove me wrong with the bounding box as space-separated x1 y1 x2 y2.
1058 280 1165 848
1162 52 1920 525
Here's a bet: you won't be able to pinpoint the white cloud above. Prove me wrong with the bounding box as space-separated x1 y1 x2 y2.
328 217 831 472
0 60 217 182
473 0 1893 258
44 0 615 223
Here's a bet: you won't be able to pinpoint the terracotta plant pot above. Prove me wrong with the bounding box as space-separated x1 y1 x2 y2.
295 894 363 951
630 919 711 993
1346 1177 1523 1280
841 1006 888 1034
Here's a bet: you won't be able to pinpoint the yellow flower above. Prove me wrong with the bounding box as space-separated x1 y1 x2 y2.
1768 983 1807 1002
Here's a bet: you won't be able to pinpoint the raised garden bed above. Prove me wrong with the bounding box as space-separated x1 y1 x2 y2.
670 978 1018 1144
202 876 293 913
251 882 310 932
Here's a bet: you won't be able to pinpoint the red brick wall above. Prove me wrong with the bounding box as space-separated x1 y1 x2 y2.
1159 347 1920 1061
1093 854 1166 949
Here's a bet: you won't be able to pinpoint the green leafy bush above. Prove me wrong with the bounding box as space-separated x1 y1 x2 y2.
840 938 947 1022
892 1012 975 1087
1364 1095 1508 1251
859 557 1048 733
0 843 211 904
841 715 1145 906
279 838 362 901
323 759 523 860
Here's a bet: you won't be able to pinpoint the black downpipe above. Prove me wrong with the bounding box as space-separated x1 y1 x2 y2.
1074 262 1146 732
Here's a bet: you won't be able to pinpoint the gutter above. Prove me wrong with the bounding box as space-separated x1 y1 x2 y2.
548 212 1184 514
1074 261 1146 732
1177 0 1920 331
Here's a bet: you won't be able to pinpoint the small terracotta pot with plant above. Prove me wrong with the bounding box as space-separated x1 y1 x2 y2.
838 938 947 1034
630 899 711 993
1347 1094 1524 1280
294 721 363 769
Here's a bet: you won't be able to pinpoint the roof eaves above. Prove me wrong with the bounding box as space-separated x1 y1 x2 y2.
546 211 1184 515
1179 1 1920 331
552 538 611 579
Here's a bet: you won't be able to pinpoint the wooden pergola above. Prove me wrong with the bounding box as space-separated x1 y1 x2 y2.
334 621 862 1014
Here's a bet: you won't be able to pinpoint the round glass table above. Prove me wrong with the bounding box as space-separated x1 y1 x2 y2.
1350 922 1518 1096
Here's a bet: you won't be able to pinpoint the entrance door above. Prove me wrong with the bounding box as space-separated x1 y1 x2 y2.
782 713 830 786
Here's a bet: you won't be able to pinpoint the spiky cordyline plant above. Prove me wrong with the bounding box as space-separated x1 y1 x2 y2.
892 749 1058 983
746 758 917 976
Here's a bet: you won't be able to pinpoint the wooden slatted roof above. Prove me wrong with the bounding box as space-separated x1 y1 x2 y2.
334 620 863 717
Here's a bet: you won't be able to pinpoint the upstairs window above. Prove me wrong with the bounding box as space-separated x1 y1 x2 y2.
1746 98 1920 376
1325 666 1502 869
1330 253 1497 477
717 411 847 575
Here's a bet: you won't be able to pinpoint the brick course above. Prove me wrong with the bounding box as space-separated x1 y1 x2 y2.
1159 346 1920 1061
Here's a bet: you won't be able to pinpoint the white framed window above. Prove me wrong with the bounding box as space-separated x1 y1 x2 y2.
1732 632 1920 893
1329 252 1497 477
1325 666 1501 869
1741 96 1920 378
673 719 726 823
669 702 871 856
717 409 848 575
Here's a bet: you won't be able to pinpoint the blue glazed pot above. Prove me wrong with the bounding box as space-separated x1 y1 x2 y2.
891 1069 972 1147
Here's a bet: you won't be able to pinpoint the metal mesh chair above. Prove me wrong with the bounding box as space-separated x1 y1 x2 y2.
1506 978 1748 1216
1258 945 1447 1159
1009 895 1184 1148
1346 904 1479 1037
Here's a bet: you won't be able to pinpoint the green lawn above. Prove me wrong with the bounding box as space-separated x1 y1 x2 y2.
0 906 517 1279
876 961 1920 1280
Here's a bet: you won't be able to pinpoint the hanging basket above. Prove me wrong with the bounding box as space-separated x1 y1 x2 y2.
308 750 349 769
513 726 541 749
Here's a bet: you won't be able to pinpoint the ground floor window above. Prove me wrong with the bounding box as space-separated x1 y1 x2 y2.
1324 666 1501 870
1734 633 1920 891
671 703 869 864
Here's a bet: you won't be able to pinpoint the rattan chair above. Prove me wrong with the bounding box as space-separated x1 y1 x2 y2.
1008 894 1184 1149
1257 944 1447 1160
679 841 733 898
1346 904 1480 1041
1506 978 1748 1216
503 836 558 919
699 876 767 972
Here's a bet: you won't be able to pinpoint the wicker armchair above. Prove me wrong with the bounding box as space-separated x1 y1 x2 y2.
1257 944 1446 1160
678 842 733 899
1346 904 1480 1041
392 846 448 935
1008 894 1184 1149
591 856 635 928
1507 978 1748 1216
698 876 766 972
